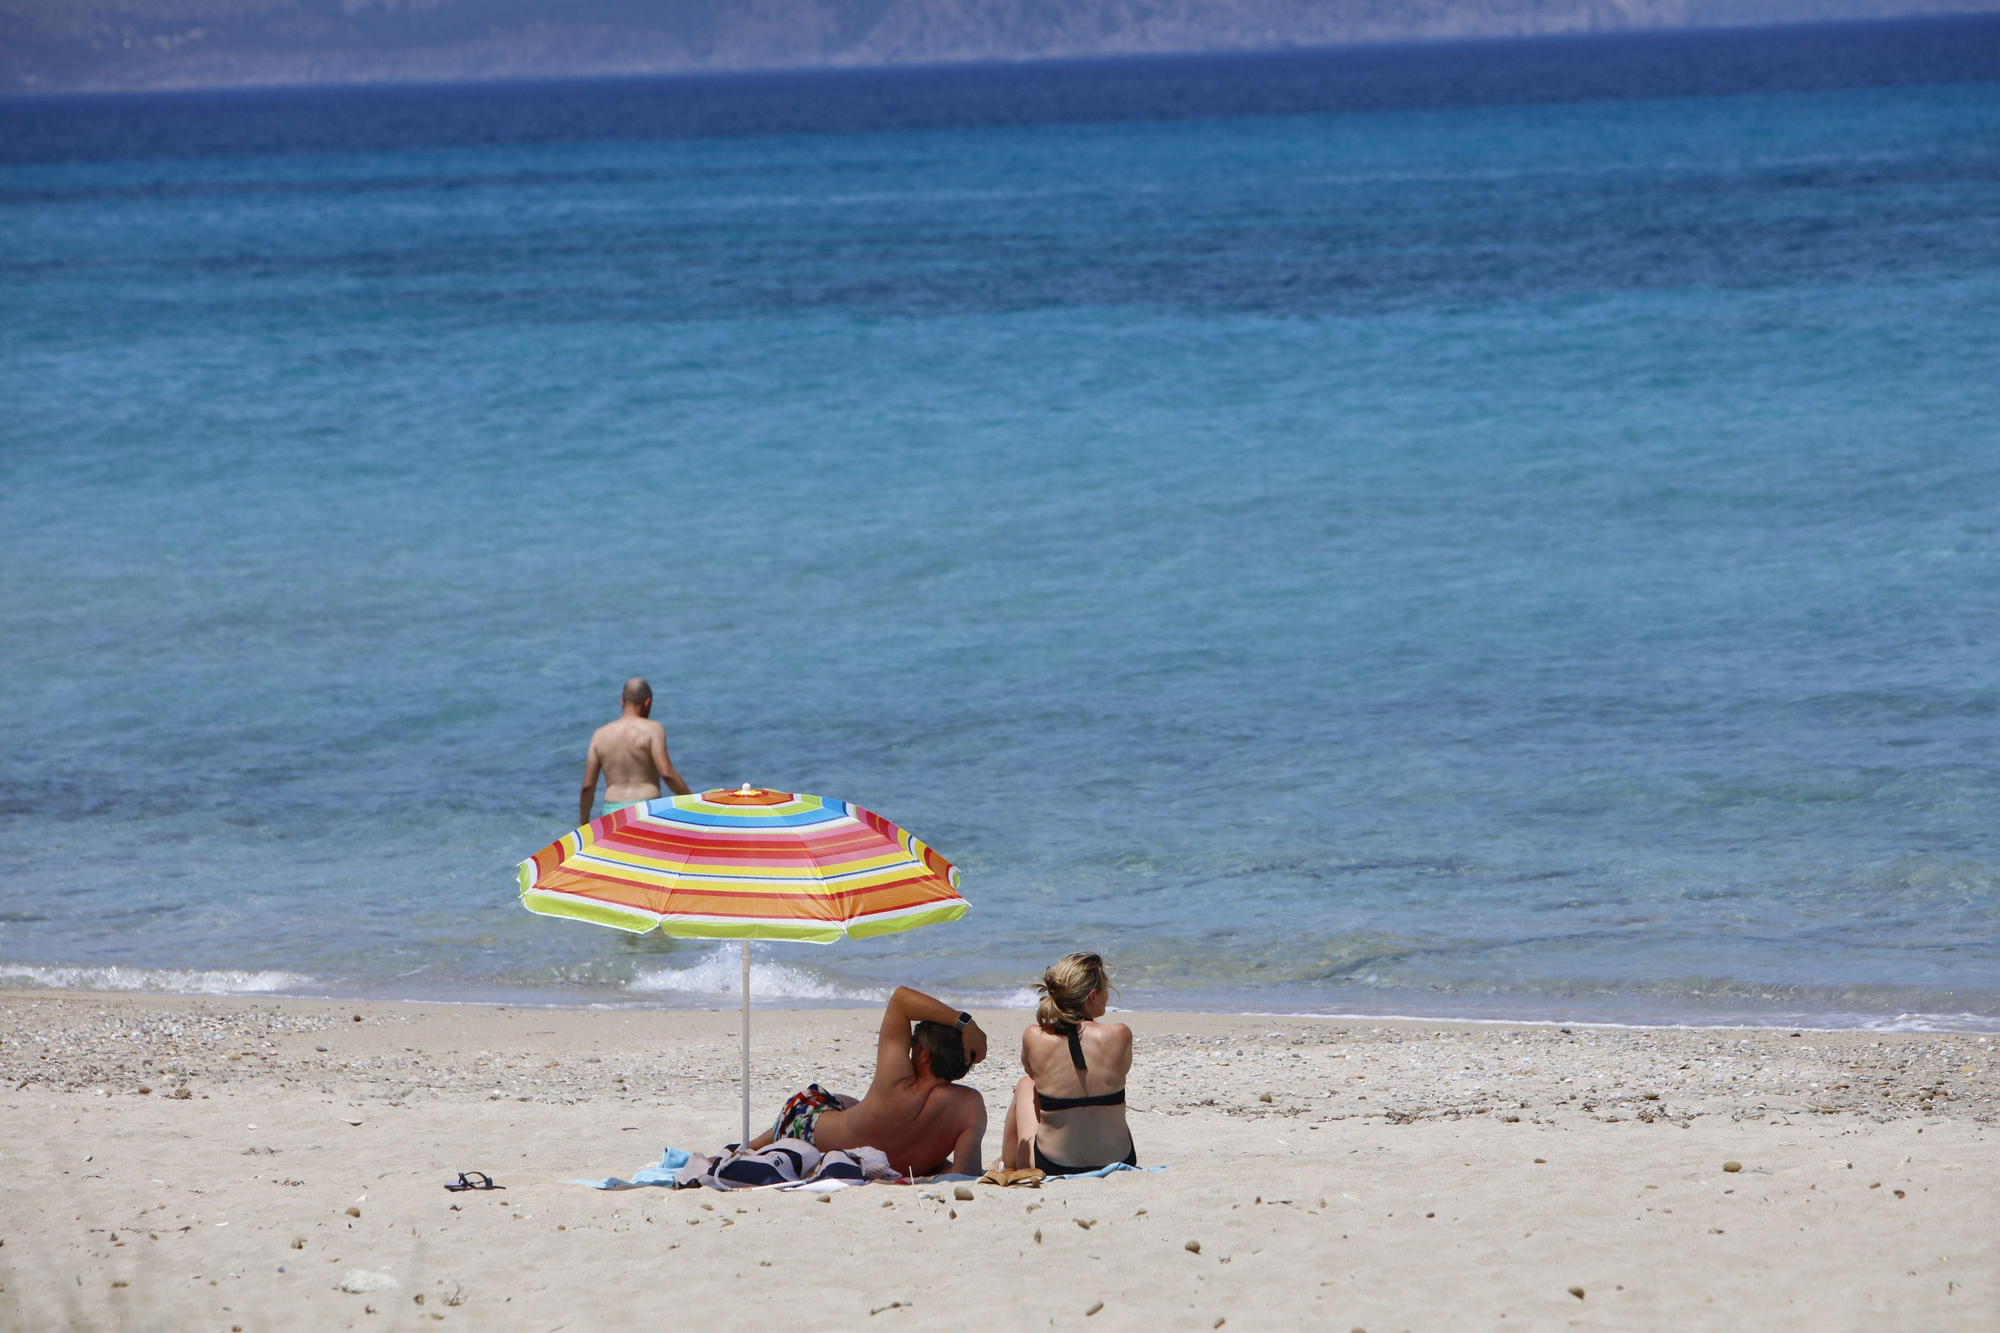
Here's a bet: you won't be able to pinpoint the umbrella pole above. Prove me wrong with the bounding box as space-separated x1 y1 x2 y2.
740 939 751 1148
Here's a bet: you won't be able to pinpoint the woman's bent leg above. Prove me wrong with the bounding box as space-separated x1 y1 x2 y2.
1002 1074 1038 1170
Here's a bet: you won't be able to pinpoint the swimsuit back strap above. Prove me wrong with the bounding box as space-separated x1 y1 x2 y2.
1035 1087 1126 1113
1064 1026 1087 1071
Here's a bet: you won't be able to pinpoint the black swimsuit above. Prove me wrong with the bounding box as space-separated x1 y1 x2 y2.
1032 1025 1137 1176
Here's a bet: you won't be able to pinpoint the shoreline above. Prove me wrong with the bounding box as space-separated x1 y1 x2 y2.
6 964 1998 1035
4 988 1995 1328
7 988 1995 1124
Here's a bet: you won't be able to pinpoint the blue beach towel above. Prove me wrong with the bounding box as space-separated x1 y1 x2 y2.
931 1164 1164 1182
1057 1162 1165 1179
570 1145 693 1190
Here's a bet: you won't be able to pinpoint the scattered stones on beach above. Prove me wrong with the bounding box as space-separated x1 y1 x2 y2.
0 989 1995 1331
1568 1286 1585 1299
1723 1161 1743 1172
0 994 1993 1158
1085 1301 1104 1316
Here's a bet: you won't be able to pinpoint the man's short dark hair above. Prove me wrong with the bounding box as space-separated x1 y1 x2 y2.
912 1020 969 1082
622 677 652 705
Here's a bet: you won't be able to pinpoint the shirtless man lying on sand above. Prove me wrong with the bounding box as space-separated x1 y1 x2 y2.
747 986 988 1178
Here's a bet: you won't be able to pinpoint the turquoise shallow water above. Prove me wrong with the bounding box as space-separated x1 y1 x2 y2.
3 30 1999 1026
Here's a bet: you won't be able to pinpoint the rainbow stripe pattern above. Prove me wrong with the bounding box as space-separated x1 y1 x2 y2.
517 787 967 943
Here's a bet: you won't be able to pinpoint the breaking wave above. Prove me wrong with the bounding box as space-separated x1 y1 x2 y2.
0 963 314 995
626 946 887 1002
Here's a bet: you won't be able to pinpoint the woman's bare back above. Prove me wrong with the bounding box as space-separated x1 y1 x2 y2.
1023 1019 1133 1168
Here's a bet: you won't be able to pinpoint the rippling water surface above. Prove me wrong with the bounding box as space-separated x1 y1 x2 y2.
3 21 1998 1027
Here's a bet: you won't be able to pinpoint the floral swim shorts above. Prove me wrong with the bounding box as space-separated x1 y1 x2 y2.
771 1083 850 1145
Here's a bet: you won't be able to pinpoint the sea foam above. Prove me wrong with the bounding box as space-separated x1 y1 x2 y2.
626 946 886 1003
0 963 314 995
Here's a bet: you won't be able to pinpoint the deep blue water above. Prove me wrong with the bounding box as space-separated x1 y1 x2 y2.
3 19 1999 1027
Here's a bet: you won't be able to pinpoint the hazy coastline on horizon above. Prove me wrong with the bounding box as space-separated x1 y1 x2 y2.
9 1 2000 98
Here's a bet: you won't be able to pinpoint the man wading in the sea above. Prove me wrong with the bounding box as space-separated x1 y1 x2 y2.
579 677 692 823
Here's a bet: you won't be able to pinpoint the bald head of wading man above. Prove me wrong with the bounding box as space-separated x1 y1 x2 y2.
580 677 693 824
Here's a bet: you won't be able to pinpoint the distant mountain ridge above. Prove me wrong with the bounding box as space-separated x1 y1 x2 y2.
4 0 1997 94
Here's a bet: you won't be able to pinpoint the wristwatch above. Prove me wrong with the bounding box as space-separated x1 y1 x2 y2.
955 1011 973 1030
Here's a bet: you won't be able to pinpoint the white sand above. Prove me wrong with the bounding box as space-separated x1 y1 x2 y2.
2 993 1995 1329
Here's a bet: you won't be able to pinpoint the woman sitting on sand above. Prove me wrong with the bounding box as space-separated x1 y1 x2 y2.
1002 951 1136 1176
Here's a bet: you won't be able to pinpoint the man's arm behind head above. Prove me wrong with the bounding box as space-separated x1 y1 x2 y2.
872 987 984 1093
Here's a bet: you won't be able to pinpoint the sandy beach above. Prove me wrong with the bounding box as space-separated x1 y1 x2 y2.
2 991 1994 1330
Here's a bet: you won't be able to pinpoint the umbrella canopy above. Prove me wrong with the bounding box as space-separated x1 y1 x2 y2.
517 786 965 941
517 785 967 1145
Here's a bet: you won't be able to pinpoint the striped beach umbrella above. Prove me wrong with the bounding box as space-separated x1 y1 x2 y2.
517 785 967 1141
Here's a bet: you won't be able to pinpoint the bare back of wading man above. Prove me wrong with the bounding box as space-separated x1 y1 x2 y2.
748 987 988 1178
579 678 692 824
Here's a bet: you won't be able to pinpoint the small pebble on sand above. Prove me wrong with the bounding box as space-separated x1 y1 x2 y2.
1723 1161 1742 1173
1569 1286 1585 1299
1185 1240 1201 1254
954 1185 974 1201
1086 1302 1104 1316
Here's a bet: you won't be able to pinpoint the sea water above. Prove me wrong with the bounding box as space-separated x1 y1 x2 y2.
3 20 1998 1028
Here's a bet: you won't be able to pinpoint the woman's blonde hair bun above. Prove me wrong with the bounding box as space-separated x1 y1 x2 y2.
1035 951 1112 1032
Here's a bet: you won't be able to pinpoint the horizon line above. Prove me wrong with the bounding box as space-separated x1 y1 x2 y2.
9 10 2000 106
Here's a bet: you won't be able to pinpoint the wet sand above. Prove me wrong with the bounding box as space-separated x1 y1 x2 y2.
2 991 1994 1329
